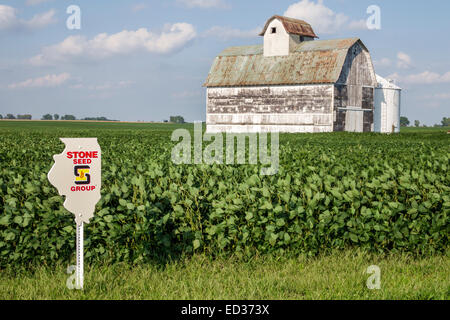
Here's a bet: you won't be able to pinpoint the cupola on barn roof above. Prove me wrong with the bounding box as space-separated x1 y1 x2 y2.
259 15 318 38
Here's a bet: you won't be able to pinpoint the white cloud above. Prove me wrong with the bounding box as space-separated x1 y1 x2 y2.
347 19 367 31
8 73 71 89
433 93 450 100
71 80 134 91
284 0 367 34
0 5 56 31
388 71 450 84
29 23 197 66
0 5 17 30
177 0 230 9
203 26 261 40
407 72 443 84
374 58 392 67
87 92 114 100
423 93 450 100
397 52 413 69
131 3 148 12
69 83 83 89
26 0 53 6
172 90 202 99
375 52 413 70
25 9 56 28
117 80 134 88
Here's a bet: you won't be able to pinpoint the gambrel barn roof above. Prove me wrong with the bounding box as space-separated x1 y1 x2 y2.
204 38 371 87
258 15 318 38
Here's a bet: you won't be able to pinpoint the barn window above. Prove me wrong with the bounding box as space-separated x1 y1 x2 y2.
271 27 277 34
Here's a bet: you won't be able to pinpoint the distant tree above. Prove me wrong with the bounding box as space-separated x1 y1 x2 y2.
54 114 60 120
61 115 76 120
0 114 3 119
163 120 168 123
42 114 53 120
414 120 420 127
17 114 32 120
441 117 450 127
400 116 410 127
170 116 185 124
6 114 16 119
83 117 113 121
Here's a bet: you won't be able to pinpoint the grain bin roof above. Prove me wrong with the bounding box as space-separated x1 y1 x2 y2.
204 38 363 87
259 15 318 38
376 74 402 90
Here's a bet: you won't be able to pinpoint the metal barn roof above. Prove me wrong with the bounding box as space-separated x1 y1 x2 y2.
204 38 363 87
259 15 318 38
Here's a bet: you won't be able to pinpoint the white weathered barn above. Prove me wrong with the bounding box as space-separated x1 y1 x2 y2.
204 15 379 133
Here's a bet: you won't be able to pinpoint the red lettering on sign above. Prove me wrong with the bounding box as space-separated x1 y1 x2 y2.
70 185 96 192
73 159 92 165
67 151 99 159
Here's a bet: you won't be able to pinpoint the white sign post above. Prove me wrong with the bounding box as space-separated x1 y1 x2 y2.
48 138 101 290
76 222 84 289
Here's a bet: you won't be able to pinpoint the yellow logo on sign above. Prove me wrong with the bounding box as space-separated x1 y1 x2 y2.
74 166 91 185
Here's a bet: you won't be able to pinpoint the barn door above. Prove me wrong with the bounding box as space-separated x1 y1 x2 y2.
345 110 364 132
345 86 364 132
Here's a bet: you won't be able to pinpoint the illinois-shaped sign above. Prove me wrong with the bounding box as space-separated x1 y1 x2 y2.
48 138 102 225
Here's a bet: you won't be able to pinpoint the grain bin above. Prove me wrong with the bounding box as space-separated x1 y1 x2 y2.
374 75 402 133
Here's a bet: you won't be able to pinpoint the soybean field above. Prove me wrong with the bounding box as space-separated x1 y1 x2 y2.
0 121 448 270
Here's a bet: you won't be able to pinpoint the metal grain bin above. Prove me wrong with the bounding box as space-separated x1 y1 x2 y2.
374 74 402 133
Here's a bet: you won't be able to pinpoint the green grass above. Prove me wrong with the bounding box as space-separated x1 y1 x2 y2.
401 126 450 133
0 120 192 131
0 120 448 133
1 250 448 300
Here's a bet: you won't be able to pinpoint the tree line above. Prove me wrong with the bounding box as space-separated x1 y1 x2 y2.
0 114 116 121
400 116 449 128
41 114 117 121
42 114 76 120
0 114 186 123
0 114 32 120
169 116 185 124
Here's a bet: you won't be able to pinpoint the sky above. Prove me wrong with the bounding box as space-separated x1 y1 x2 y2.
0 0 449 125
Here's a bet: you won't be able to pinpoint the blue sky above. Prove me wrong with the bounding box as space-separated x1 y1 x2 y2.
0 0 449 125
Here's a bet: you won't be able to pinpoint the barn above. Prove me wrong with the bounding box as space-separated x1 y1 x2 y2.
204 15 378 133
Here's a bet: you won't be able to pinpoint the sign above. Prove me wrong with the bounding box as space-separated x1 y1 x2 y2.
48 138 101 290
48 138 101 224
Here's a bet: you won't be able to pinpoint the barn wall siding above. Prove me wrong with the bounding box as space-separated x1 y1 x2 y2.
362 87 375 132
333 42 376 132
207 85 333 114
338 43 376 87
207 114 333 126
206 85 334 133
207 124 332 134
